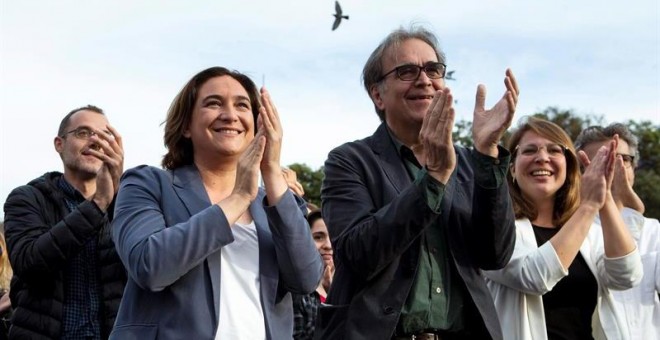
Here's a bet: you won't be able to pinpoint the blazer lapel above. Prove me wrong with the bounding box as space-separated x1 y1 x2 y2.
518 218 537 246
371 124 412 193
172 165 222 323
172 165 211 216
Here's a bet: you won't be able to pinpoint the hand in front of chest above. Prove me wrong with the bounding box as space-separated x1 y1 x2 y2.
216 131 266 225
416 88 456 184
91 124 124 211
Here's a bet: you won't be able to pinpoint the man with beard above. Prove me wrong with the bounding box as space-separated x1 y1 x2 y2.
3 105 127 339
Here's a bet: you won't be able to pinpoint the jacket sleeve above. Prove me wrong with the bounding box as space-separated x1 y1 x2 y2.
4 185 108 278
588 223 643 290
483 221 568 295
321 144 439 281
111 166 235 292
265 191 324 294
463 147 516 270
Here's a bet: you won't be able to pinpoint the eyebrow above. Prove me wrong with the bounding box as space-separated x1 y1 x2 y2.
69 125 112 135
73 125 107 132
202 94 251 103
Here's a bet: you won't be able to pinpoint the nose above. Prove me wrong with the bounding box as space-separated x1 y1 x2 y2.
322 238 332 251
534 148 551 162
87 135 102 151
219 107 239 121
414 69 433 87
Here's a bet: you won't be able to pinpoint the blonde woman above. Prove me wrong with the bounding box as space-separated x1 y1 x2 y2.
0 232 12 340
483 117 643 340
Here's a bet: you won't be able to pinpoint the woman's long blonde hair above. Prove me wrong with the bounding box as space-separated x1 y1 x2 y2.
0 233 12 293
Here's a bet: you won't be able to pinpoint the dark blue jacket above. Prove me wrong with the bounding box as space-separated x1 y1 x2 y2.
3 172 126 339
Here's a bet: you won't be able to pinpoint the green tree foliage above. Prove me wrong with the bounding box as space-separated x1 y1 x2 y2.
628 120 660 219
452 120 474 148
287 163 324 208
452 107 660 219
634 170 660 220
628 120 660 172
529 107 605 141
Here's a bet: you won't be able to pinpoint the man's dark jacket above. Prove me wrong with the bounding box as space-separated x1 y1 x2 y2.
317 124 516 340
3 172 126 339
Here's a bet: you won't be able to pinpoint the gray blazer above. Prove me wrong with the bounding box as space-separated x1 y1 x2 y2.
110 165 323 340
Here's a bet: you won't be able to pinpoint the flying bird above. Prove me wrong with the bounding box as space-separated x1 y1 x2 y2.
332 1 349 31
446 70 456 81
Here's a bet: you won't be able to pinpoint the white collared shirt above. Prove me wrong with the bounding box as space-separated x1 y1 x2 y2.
216 220 266 340
608 208 660 340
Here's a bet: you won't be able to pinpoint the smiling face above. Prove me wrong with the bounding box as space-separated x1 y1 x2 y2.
54 110 111 180
370 38 445 138
511 131 568 206
184 75 255 162
311 218 333 268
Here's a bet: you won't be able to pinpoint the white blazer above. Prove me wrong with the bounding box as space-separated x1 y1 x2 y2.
483 218 643 340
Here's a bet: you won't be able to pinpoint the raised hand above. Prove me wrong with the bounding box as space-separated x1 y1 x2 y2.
258 88 290 205
472 69 519 157
89 125 124 211
233 131 267 202
578 139 616 210
321 261 334 293
259 87 283 173
414 87 456 184
612 156 645 213
282 167 305 197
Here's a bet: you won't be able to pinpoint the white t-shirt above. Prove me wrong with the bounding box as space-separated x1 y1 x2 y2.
215 221 266 340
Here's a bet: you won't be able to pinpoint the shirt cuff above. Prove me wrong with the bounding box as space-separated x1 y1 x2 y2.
471 146 511 189
414 167 445 213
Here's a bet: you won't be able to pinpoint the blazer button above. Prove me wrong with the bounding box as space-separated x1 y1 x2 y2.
383 306 394 314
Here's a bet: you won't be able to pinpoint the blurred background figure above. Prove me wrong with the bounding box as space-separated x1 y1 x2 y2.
575 123 660 340
283 167 305 198
293 209 334 339
0 232 12 340
282 166 320 216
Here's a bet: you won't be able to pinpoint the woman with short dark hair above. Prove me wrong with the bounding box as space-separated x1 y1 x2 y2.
111 67 322 340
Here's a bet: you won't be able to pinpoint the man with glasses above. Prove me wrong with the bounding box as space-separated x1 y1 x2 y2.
3 105 126 339
575 123 660 340
318 26 520 339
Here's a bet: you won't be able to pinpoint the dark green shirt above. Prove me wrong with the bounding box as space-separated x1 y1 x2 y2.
388 130 508 335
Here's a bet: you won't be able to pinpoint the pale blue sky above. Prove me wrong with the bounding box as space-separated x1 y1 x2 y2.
1 0 658 220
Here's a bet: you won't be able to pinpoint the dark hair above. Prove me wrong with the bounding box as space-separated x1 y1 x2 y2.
57 105 105 136
306 209 323 229
506 117 581 227
574 123 639 167
161 67 261 170
362 25 446 121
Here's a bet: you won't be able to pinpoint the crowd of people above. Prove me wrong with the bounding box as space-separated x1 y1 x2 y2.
1 25 658 340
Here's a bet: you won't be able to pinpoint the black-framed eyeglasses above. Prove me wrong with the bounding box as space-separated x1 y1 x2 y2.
617 153 635 168
61 127 112 140
378 62 447 82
